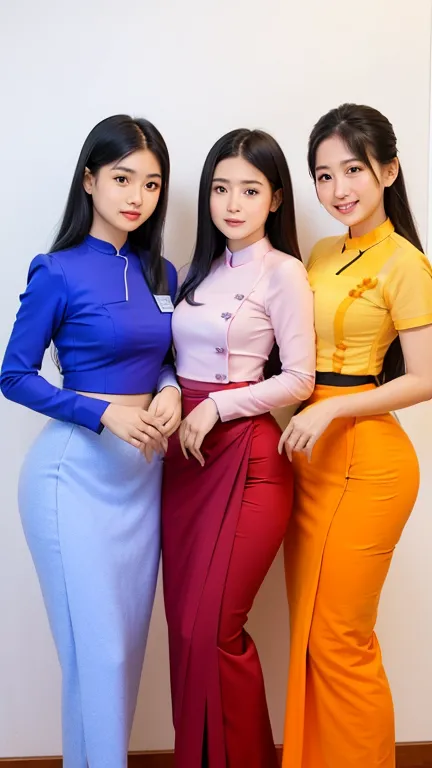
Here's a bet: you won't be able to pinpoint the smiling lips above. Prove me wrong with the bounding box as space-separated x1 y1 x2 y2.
335 201 358 214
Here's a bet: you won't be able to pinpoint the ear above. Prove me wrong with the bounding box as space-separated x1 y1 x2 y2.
383 157 399 189
270 188 283 213
83 167 94 195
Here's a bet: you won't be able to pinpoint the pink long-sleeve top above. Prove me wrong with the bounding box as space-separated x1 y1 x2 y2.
172 236 316 422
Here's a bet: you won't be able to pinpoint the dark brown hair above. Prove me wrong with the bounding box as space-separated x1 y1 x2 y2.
308 103 423 383
52 114 170 294
177 128 301 306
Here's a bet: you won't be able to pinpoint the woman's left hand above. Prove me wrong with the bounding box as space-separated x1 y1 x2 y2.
140 386 182 463
278 399 340 462
179 398 219 467
148 386 182 437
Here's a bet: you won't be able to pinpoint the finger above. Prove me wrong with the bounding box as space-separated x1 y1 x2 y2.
183 430 201 464
179 428 190 461
144 443 155 463
303 436 316 463
293 433 312 453
180 437 189 461
278 423 294 454
140 411 165 430
138 422 165 441
190 432 205 467
163 411 182 437
286 432 304 461
189 445 204 466
129 436 141 449
130 427 150 444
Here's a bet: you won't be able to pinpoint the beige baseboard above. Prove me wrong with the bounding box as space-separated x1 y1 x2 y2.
0 743 431 767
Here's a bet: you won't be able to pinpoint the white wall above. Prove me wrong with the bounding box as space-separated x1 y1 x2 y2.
0 0 431 757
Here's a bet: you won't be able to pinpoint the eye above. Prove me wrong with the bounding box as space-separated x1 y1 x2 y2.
145 181 160 190
244 189 258 196
317 173 332 182
347 166 362 174
114 176 128 185
213 185 227 193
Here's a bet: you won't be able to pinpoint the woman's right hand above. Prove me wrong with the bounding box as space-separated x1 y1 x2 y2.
100 404 168 456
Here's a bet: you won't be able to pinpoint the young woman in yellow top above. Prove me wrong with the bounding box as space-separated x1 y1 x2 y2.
279 103 432 768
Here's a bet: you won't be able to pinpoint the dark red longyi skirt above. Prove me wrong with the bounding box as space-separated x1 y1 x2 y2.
162 379 292 768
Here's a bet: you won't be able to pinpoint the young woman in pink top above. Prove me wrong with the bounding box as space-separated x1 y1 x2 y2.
162 129 316 768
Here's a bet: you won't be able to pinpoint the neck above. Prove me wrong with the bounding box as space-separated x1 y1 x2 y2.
90 213 127 252
228 227 265 253
349 204 387 239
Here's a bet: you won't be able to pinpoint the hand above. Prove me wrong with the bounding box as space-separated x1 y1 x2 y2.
179 398 219 467
100 404 168 459
148 386 182 437
140 386 182 462
277 399 339 462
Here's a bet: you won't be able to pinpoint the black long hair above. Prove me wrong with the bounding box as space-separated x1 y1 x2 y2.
308 103 423 383
177 128 301 306
51 114 170 294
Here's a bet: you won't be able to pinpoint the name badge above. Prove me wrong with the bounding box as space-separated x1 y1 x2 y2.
154 294 174 313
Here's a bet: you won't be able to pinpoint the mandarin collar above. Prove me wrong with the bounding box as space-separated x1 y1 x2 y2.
225 236 272 268
344 218 394 252
85 234 131 256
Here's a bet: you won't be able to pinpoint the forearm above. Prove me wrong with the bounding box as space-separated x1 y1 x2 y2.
332 373 432 419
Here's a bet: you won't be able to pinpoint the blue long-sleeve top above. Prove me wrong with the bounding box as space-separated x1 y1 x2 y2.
0 234 178 433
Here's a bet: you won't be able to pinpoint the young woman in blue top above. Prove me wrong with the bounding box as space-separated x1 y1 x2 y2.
1 114 181 768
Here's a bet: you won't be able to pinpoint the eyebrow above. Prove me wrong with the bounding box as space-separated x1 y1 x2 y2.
111 164 162 178
212 177 264 185
315 157 360 171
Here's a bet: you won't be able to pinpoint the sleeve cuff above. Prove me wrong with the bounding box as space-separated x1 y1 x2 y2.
394 314 432 331
73 395 110 433
157 365 181 393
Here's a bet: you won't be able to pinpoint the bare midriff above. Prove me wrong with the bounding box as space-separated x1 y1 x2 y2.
76 391 153 410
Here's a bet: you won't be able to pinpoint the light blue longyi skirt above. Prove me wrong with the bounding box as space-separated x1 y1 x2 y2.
19 419 162 768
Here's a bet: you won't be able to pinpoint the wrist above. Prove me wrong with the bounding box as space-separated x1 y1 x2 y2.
159 385 181 397
208 396 220 420
330 395 348 419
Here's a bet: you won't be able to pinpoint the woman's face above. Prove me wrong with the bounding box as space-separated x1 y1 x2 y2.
210 155 281 251
314 134 398 238
83 148 162 243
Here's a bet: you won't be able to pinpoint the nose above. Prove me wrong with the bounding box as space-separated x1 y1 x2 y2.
227 191 241 213
127 184 143 207
333 175 350 199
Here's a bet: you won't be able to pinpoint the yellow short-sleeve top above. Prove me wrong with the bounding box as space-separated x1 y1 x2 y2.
308 218 432 376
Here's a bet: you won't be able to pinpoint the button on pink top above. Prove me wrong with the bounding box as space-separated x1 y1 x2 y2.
173 237 316 421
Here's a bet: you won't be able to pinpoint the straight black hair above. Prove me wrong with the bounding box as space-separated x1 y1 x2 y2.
51 114 170 294
177 128 301 306
308 103 423 383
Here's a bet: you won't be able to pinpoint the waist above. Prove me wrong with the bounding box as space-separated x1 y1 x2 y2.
315 372 377 387
178 377 250 415
178 376 250 394
75 391 153 408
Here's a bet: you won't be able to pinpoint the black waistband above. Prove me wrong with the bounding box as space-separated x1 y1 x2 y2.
315 372 377 387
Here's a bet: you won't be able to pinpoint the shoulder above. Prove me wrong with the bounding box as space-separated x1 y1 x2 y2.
307 235 344 270
388 231 430 265
28 252 68 285
265 247 308 282
27 244 88 292
383 233 432 283
263 250 312 311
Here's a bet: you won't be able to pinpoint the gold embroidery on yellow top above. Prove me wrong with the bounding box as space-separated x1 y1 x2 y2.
332 277 378 373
